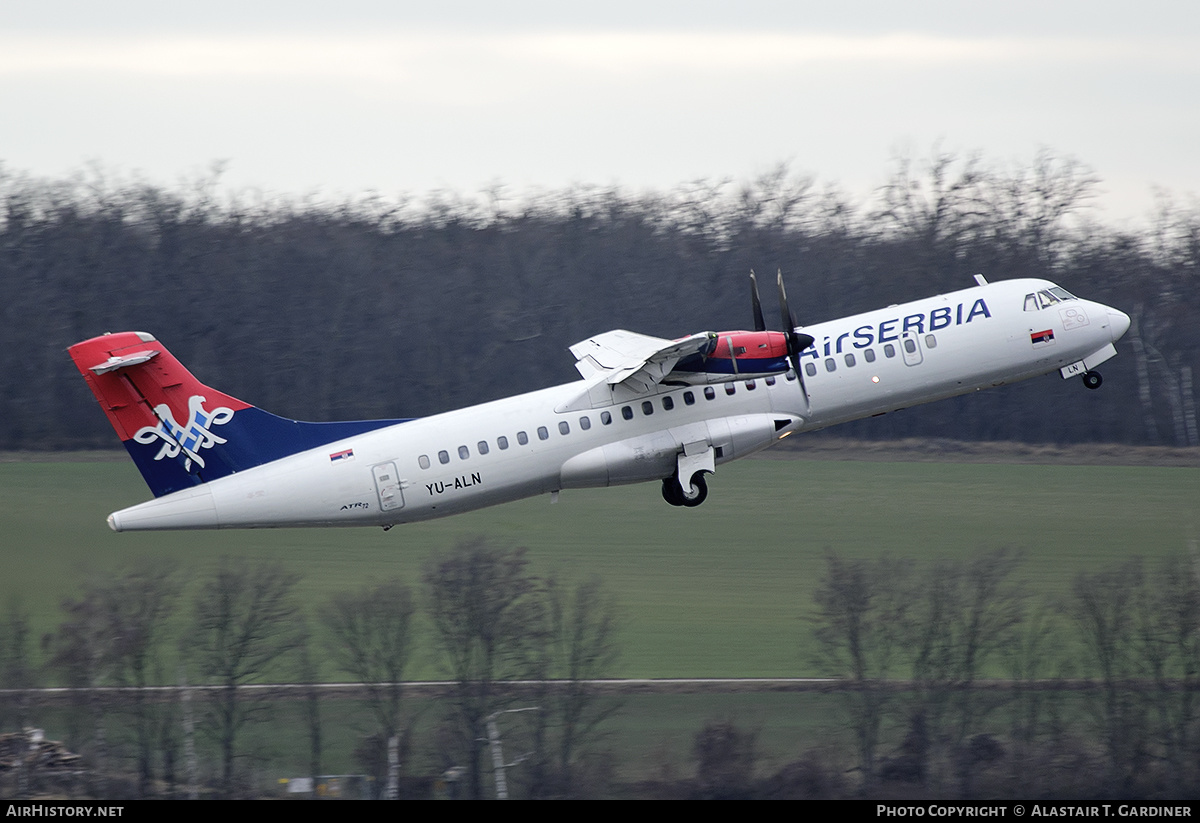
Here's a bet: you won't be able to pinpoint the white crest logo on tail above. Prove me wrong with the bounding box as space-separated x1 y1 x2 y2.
133 395 235 471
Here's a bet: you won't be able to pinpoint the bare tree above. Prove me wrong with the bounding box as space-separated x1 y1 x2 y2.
904 548 1025 795
693 720 758 799
423 539 542 799
49 581 121 796
810 552 914 794
322 578 414 741
185 558 303 798
102 560 183 797
297 632 323 800
321 578 415 796
528 575 621 797
0 596 35 734
1002 601 1064 794
0 597 36 797
1066 558 1146 792
1134 554 1200 792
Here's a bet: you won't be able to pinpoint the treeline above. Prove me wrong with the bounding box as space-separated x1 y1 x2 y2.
809 549 1200 800
1 151 1196 449
5 546 1200 799
0 540 619 800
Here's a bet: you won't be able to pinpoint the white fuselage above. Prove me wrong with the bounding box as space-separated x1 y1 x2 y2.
106 278 1129 531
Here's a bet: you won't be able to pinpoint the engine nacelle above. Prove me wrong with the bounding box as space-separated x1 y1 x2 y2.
560 430 679 489
559 413 797 490
667 330 791 384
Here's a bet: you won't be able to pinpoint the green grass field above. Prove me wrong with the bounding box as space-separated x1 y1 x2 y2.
3 452 1198 679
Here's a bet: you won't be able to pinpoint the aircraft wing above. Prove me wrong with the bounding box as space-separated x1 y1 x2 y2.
569 329 715 398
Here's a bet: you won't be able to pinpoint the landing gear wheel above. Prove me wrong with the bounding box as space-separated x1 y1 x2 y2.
1083 370 1103 390
661 477 685 507
662 473 709 507
679 473 708 508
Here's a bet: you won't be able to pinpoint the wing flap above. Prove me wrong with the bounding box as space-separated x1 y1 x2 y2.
563 330 716 408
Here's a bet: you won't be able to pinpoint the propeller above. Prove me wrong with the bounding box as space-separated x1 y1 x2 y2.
775 270 815 373
747 270 814 415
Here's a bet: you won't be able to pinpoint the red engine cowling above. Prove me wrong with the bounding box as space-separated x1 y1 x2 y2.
668 330 792 383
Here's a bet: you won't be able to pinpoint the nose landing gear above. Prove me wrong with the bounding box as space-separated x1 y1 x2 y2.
1083 371 1103 390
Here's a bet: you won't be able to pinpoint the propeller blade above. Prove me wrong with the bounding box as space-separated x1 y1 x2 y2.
777 269 813 414
776 270 795 336
777 270 814 370
749 270 766 332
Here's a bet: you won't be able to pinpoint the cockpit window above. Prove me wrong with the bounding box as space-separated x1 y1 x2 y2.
1026 288 1078 311
1037 290 1060 309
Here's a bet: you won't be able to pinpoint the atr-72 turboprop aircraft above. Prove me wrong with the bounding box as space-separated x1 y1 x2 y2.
70 273 1130 532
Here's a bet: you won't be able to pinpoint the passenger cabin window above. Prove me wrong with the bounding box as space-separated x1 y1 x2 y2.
844 354 855 367
864 349 876 363
579 416 591 430
725 382 736 396
418 455 430 469
683 391 695 405
786 369 797 381
497 436 509 450
745 379 756 390
825 358 836 372
558 421 569 435
477 441 489 455
662 395 674 410
438 450 450 464
704 387 716 400
642 401 654 415
517 431 529 445
765 376 776 386
884 344 896 358
537 426 549 440
601 411 612 425
925 334 937 349
805 362 817 377
621 406 633 420
904 338 917 354
458 445 469 460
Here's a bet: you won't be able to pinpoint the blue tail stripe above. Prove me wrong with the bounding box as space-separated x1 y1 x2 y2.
127 407 410 497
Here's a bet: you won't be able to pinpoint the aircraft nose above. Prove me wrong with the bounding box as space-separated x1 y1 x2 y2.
1107 307 1131 343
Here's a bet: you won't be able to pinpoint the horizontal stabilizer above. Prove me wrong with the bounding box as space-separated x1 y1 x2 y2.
89 348 161 374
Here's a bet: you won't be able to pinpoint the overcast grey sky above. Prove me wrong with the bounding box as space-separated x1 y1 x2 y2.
3 1 1197 223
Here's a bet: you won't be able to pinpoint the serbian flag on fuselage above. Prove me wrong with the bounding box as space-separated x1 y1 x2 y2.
1031 329 1055 347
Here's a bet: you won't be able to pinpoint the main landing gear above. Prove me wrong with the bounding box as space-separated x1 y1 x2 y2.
662 472 708 507
1082 370 1103 390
